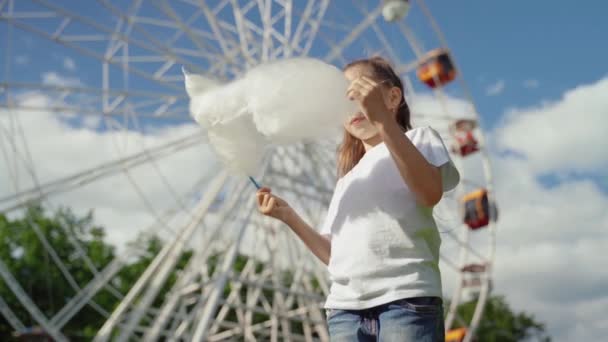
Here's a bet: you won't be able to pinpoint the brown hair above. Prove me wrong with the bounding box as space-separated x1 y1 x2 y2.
337 56 412 178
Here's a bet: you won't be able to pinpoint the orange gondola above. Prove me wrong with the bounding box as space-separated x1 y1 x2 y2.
462 189 497 229
417 48 457 88
446 327 467 342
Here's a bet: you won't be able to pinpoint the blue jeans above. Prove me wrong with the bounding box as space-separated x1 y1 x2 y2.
325 297 445 342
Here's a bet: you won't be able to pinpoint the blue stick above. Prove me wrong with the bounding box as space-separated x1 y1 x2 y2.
248 176 261 190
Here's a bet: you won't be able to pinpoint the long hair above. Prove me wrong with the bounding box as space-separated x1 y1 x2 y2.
337 56 412 178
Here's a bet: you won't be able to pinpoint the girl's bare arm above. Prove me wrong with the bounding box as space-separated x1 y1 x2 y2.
283 211 331 265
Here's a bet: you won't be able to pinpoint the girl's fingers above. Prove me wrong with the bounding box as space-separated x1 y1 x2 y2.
354 77 374 91
360 75 378 87
346 88 362 101
262 194 270 208
256 192 265 207
347 82 367 100
267 197 276 211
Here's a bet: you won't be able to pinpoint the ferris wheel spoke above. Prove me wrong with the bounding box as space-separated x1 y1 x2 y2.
292 0 329 57
229 0 258 66
443 229 487 263
150 0 217 65
0 259 69 341
0 81 188 119
0 295 25 332
196 1 246 76
323 2 383 64
439 253 462 273
2 0 204 88
52 171 222 330
97 0 222 62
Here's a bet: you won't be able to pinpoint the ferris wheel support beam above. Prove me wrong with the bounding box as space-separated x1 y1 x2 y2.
50 257 125 329
324 3 383 64
230 0 257 66
152 0 210 59
445 226 469 331
96 0 225 65
51 173 212 330
0 102 189 119
143 243 217 340
264 146 331 340
289 0 316 56
283 0 293 57
29 219 113 316
97 170 229 342
297 0 329 57
198 0 244 76
0 81 185 103
1 0 212 89
0 258 68 341
190 207 256 340
0 16 180 91
144 177 251 340
0 295 25 332
258 0 272 61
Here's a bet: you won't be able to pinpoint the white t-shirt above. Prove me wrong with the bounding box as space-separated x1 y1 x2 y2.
320 126 460 310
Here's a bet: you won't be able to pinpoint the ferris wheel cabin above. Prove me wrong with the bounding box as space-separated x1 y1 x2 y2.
417 48 457 88
462 189 497 230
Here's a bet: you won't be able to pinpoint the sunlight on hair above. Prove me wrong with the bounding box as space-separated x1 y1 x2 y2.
184 58 356 175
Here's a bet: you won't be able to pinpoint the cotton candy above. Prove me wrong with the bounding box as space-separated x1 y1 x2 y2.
184 57 357 175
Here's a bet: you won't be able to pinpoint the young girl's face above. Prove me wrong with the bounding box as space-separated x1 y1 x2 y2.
343 65 393 141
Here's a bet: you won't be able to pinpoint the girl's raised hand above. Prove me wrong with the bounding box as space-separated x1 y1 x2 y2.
346 76 392 126
256 187 293 223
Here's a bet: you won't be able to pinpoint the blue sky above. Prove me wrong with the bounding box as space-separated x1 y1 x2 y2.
427 0 607 125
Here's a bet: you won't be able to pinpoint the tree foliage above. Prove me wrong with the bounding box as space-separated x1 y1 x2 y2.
453 295 551 341
0 206 188 341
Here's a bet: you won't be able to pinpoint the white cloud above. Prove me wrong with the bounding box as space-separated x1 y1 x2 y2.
63 57 76 71
485 79 505 96
496 76 608 174
487 77 608 341
523 79 540 89
0 91 219 253
41 71 82 87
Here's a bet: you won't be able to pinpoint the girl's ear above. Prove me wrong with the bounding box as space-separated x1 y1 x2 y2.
389 87 402 110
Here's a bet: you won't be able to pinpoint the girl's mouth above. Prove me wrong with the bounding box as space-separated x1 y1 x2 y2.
350 116 365 125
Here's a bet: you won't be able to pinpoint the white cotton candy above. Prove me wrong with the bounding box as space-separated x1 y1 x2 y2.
206 116 268 174
246 58 356 142
184 57 356 175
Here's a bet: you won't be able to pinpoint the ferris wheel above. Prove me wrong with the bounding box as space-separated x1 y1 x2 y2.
0 0 497 341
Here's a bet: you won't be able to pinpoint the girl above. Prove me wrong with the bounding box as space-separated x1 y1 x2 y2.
256 56 459 341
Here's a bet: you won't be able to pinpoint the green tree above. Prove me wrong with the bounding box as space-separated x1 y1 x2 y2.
454 295 551 342
0 206 190 341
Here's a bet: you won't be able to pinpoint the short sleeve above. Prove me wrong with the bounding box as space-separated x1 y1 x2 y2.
410 126 460 192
